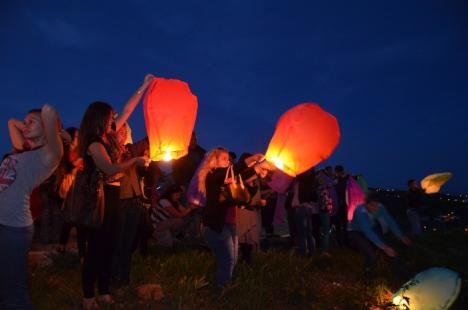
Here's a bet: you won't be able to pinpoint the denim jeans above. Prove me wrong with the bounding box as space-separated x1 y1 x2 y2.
319 212 331 253
204 224 238 285
334 204 349 246
294 207 316 256
0 224 34 309
406 208 421 236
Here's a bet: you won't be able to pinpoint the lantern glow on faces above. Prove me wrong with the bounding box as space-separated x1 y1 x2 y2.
265 103 340 177
143 78 198 161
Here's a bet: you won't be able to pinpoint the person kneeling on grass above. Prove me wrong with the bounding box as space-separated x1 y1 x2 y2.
150 184 194 246
348 191 411 283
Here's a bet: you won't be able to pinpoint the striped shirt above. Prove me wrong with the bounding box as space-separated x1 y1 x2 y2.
150 198 173 226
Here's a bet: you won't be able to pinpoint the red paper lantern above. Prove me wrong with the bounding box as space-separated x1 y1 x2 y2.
144 78 198 161
265 103 340 176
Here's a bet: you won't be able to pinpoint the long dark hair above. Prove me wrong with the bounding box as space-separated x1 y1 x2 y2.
78 101 113 158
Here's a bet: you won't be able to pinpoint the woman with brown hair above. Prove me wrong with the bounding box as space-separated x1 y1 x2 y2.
78 74 153 309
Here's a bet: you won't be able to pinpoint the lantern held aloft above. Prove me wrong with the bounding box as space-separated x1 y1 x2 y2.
143 78 198 161
265 103 340 177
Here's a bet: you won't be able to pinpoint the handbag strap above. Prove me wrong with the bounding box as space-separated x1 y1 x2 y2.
224 165 231 183
238 174 245 189
224 164 236 183
230 165 236 183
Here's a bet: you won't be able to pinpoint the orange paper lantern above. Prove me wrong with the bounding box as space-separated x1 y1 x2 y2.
265 103 340 176
144 78 198 161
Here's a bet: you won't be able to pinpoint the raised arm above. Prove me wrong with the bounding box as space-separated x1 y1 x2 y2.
88 142 147 176
40 104 64 168
8 118 25 151
115 74 155 131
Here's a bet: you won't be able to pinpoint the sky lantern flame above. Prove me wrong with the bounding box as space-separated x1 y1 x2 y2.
143 78 198 161
163 150 172 162
265 103 340 177
273 157 284 170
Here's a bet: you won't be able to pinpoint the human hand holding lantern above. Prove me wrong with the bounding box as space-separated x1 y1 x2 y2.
254 159 276 178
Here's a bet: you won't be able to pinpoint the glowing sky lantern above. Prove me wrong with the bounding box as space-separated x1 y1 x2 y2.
421 172 453 194
265 103 340 177
143 78 198 161
392 267 461 310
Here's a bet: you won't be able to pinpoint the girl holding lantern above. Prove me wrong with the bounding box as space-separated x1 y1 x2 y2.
1 104 63 309
78 74 153 309
197 148 273 291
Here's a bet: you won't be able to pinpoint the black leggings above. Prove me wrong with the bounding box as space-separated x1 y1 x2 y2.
81 185 119 298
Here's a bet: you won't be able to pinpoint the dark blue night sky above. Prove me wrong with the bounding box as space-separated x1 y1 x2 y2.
1 0 467 193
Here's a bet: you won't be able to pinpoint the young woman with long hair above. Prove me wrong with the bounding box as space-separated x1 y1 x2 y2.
1 104 63 309
78 74 153 309
197 148 272 291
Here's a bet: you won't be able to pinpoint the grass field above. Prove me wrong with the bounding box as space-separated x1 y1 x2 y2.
29 191 467 309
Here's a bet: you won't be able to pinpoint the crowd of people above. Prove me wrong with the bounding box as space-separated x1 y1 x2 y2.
0 74 427 309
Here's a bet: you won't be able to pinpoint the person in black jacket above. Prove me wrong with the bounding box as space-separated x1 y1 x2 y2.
292 168 320 256
197 148 272 290
171 132 206 189
406 179 425 235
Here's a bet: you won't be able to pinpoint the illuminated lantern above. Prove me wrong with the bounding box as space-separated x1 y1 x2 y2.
392 267 461 310
346 176 366 221
143 78 198 161
265 103 340 176
421 172 453 194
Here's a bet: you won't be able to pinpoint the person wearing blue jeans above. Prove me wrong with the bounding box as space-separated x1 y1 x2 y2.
292 168 319 257
319 212 331 254
1 105 63 309
0 224 34 309
204 224 238 285
199 148 271 290
294 206 316 256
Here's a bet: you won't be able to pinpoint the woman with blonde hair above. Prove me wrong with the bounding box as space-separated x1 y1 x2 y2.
1 104 63 309
198 147 272 291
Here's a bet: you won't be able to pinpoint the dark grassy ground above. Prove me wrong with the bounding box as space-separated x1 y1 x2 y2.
29 191 467 309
